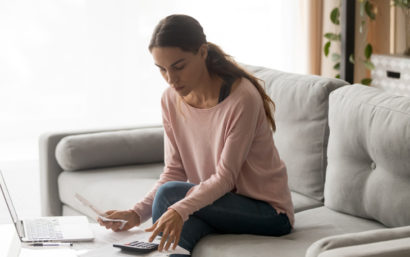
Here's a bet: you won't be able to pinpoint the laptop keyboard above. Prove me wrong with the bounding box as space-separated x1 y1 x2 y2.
25 219 63 240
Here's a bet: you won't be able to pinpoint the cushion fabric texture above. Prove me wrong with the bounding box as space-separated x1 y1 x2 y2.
325 85 410 227
291 191 323 212
55 127 164 171
245 65 349 202
306 225 410 257
315 238 410 257
193 207 384 257
58 163 163 220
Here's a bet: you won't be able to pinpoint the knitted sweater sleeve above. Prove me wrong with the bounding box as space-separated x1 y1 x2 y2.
132 95 187 223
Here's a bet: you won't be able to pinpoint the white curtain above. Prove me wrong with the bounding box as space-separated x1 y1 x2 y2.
0 0 307 162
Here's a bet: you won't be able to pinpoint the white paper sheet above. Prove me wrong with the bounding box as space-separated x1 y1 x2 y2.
79 245 189 257
19 248 78 257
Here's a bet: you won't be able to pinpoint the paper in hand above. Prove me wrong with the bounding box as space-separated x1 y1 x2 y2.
74 193 128 230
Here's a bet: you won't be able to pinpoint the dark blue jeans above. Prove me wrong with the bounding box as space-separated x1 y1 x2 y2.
152 181 292 253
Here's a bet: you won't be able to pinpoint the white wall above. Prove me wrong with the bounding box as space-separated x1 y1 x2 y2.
0 0 306 162
0 0 307 223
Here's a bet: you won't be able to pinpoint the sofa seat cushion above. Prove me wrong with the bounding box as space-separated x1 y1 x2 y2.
192 207 385 257
58 163 163 221
291 191 322 212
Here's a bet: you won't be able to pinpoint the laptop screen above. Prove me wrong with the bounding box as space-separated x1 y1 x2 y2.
0 170 21 228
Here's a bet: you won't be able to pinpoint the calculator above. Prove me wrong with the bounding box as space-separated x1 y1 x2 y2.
113 240 159 253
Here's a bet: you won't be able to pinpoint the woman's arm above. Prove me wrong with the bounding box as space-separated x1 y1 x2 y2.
133 99 187 223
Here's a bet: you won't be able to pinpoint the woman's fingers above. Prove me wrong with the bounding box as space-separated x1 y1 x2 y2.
164 231 174 251
148 223 162 242
105 210 116 216
99 221 112 229
145 222 157 233
145 209 184 251
173 228 181 250
111 222 122 232
145 226 154 232
158 226 170 251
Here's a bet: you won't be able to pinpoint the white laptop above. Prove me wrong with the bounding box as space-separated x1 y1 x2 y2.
0 170 94 243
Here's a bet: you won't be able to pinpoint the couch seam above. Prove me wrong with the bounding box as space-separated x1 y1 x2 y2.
332 91 410 116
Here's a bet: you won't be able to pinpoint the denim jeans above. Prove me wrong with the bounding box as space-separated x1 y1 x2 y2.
152 181 292 253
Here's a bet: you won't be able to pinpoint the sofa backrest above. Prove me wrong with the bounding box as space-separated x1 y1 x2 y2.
325 85 410 227
245 65 349 202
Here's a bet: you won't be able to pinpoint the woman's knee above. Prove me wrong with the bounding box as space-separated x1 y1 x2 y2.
152 181 194 222
153 181 194 209
155 181 194 202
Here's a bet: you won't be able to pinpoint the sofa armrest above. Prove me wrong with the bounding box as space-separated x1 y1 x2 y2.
315 237 410 257
306 226 410 257
38 124 163 216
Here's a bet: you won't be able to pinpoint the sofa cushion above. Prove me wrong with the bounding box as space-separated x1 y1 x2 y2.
55 127 164 171
245 65 349 202
58 165 321 223
325 85 410 227
291 191 322 212
192 207 384 257
58 163 163 220
59 165 320 219
306 225 410 257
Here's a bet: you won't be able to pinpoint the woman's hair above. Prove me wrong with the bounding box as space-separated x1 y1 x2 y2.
149 14 276 132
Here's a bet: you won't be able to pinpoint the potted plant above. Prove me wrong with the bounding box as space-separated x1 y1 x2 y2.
323 0 376 85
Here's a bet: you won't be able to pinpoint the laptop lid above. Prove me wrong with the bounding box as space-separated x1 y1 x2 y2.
1 170 94 242
0 170 25 241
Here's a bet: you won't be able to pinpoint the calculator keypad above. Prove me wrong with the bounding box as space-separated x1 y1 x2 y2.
126 241 158 249
113 240 159 253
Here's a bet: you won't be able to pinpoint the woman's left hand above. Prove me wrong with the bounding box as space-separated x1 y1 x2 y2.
145 209 184 251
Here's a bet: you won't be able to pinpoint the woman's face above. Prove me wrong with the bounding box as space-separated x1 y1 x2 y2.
151 46 207 96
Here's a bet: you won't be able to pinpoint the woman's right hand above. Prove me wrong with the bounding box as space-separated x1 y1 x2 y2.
97 210 140 232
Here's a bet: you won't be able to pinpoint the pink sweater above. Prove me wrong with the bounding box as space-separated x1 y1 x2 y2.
133 78 294 227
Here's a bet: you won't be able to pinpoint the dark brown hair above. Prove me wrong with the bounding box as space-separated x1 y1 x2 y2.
149 14 276 132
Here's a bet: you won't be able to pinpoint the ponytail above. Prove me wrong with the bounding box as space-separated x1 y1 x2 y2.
206 42 276 132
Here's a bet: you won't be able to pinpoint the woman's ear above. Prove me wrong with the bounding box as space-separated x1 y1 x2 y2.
199 44 208 60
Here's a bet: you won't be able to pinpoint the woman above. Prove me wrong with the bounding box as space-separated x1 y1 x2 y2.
99 14 294 254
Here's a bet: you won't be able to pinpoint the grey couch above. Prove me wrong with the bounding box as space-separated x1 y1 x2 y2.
39 65 410 257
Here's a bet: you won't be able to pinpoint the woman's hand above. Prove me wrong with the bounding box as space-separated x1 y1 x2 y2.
97 210 140 232
145 209 184 251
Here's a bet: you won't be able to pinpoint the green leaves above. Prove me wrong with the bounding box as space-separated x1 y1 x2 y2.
361 78 372 85
324 33 341 41
332 53 341 62
365 1 376 20
364 60 375 70
349 54 355 64
330 7 340 25
323 5 341 79
364 44 372 60
324 41 331 56
393 0 410 9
